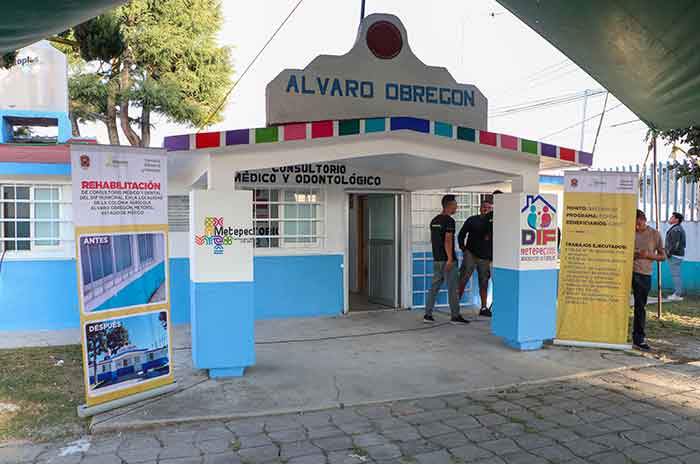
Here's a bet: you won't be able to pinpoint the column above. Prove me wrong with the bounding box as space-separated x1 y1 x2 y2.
492 193 559 350
189 190 255 377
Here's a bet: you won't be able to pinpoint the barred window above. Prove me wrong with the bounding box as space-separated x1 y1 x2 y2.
252 188 324 248
411 191 486 247
1 184 63 251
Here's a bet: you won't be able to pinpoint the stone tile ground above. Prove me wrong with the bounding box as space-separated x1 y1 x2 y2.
2 362 700 464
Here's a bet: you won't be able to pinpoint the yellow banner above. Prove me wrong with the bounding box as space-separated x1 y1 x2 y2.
556 189 637 345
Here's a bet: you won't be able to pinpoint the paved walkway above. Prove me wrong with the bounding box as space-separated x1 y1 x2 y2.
4 361 700 464
90 311 656 432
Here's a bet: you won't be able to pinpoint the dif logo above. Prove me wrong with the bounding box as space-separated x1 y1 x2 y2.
520 195 557 246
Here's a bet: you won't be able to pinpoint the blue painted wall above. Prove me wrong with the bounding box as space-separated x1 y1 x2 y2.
492 267 559 350
190 280 255 374
94 262 166 312
1 255 343 330
651 260 700 295
254 254 344 319
0 260 79 330
170 258 191 325
0 110 72 143
0 162 70 176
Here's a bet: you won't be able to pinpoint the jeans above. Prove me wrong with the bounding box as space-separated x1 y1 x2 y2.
668 256 683 296
425 261 460 319
632 272 651 345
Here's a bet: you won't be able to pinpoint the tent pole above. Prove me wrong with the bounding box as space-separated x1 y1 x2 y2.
653 134 662 319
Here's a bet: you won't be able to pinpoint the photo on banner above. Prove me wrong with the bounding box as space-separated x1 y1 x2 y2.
78 231 167 313
70 144 174 411
556 171 638 348
83 311 171 399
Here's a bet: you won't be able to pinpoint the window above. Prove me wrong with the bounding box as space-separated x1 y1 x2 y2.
137 234 154 263
252 188 324 248
0 184 62 251
114 235 133 272
411 191 485 247
168 195 189 232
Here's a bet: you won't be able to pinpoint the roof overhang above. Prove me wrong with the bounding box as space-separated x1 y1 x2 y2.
496 0 700 130
1 1 127 53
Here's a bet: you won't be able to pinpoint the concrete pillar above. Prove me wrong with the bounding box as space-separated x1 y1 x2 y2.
511 172 540 193
189 190 255 377
492 193 559 350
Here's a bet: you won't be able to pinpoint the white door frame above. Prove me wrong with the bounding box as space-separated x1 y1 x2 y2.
343 190 410 314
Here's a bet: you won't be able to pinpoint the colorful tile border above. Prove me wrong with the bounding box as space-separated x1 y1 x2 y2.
163 117 593 166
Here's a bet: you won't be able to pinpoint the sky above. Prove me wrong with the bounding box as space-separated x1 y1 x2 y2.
80 0 675 170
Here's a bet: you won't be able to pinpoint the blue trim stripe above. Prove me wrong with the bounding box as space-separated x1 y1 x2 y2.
365 118 386 133
0 162 70 176
390 117 430 133
434 121 453 138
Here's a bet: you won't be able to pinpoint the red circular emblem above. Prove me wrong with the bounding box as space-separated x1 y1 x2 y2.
366 21 403 59
80 154 91 169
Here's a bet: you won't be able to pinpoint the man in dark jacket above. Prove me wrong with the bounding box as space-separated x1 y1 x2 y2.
457 200 493 317
665 212 686 301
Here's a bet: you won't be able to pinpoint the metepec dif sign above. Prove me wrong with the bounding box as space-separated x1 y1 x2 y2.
266 13 488 129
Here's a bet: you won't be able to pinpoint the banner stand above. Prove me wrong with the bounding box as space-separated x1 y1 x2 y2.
77 382 178 418
553 340 632 351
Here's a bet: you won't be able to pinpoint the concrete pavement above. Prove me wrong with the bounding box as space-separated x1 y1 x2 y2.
89 310 657 433
4 361 700 464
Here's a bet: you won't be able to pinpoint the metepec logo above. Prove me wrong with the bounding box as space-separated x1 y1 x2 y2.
520 195 557 246
194 216 254 255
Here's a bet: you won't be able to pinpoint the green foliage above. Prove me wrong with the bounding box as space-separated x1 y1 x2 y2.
1 50 18 69
66 0 233 146
650 127 700 181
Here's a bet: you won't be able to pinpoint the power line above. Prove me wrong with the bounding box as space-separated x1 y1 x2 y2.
197 0 306 132
489 89 606 118
608 118 642 128
539 102 624 140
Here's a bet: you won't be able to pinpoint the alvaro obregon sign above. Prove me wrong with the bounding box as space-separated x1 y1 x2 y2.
266 13 488 129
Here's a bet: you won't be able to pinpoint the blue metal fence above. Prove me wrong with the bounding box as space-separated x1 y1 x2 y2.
600 163 698 222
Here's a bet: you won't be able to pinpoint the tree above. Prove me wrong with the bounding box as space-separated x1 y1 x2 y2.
86 329 108 387
651 127 700 181
158 311 167 330
66 0 233 146
106 325 130 356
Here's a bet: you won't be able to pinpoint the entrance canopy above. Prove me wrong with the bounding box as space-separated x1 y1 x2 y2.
164 116 590 193
0 1 126 53
497 0 700 130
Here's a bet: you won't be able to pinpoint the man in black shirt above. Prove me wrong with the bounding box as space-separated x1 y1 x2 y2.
424 195 470 325
458 200 493 317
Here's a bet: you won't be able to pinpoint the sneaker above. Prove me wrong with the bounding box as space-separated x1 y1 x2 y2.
667 293 683 302
450 315 471 325
633 342 652 352
423 315 435 324
479 307 493 318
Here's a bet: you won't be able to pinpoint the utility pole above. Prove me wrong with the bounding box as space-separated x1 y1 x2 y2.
579 89 591 151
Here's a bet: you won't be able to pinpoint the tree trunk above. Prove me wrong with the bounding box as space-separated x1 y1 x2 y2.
69 111 81 137
119 49 142 147
106 91 120 145
141 105 151 148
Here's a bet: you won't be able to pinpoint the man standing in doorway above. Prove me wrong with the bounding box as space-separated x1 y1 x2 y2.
665 212 686 301
424 195 470 325
457 200 494 317
632 210 665 351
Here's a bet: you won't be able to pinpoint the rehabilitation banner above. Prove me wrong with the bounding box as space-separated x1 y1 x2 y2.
556 171 638 348
70 145 174 410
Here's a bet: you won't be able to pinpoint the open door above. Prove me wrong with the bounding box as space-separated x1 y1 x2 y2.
367 194 399 307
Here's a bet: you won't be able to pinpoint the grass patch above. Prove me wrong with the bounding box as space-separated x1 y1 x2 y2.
631 296 700 339
351 445 368 457
0 344 87 443
230 438 241 451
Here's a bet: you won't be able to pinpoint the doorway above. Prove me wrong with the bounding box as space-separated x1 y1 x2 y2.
348 193 401 311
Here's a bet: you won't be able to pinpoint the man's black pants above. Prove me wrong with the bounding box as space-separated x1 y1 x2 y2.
632 272 651 345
